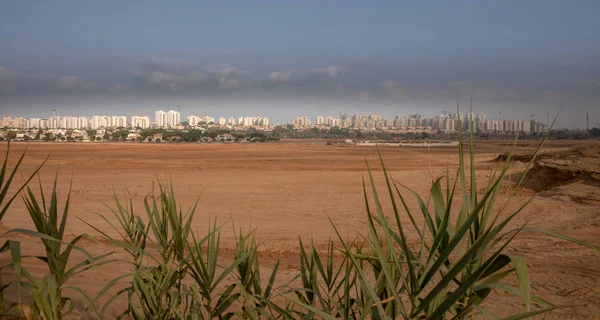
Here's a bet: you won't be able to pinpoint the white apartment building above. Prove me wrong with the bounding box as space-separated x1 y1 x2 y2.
78 117 89 129
59 116 76 129
202 116 215 124
187 115 200 127
166 110 180 127
0 116 25 128
132 116 151 128
155 110 166 127
522 120 531 133
228 117 236 125
90 116 110 129
219 117 226 126
485 119 503 132
26 118 41 128
293 116 311 127
155 110 180 128
112 116 127 128
48 116 60 129
316 116 324 125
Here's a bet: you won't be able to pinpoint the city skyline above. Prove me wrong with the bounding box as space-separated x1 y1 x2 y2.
1 2 599 129
0 105 582 129
1 108 550 134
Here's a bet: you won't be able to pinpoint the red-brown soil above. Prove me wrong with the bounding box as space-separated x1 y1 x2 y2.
0 139 598 318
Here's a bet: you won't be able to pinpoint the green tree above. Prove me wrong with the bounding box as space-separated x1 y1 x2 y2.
112 130 129 141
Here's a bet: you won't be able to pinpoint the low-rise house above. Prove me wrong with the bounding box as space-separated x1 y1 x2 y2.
95 128 106 141
215 133 234 142
126 133 141 141
14 133 28 141
152 133 163 142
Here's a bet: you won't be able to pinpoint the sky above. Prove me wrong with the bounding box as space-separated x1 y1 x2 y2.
1 0 599 128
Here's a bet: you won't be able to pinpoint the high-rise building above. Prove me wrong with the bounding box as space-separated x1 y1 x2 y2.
522 120 531 133
111 116 127 128
26 118 41 128
228 117 236 125
132 116 151 128
219 117 226 126
0 116 25 128
166 110 180 127
155 110 180 127
187 115 200 127
293 116 312 127
202 116 215 124
48 116 60 129
90 116 103 129
316 116 324 125
77 117 89 129
155 110 166 127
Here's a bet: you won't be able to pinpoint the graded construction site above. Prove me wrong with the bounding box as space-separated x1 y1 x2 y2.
1 140 599 318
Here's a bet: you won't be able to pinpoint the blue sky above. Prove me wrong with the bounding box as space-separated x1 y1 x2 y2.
1 0 599 127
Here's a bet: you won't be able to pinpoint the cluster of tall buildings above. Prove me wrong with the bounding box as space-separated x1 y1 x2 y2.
0 108 547 133
294 112 547 133
186 115 269 127
1 115 130 130
1 109 270 130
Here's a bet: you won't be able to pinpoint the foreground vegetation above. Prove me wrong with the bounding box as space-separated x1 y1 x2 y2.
0 107 598 319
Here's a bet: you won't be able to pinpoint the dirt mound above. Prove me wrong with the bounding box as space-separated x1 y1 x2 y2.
573 144 600 157
494 144 600 163
519 159 600 200
497 143 600 202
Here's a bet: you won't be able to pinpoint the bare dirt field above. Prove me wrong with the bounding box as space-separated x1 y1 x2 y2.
1 139 599 318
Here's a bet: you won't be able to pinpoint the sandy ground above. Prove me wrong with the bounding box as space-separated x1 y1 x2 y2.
0 139 599 318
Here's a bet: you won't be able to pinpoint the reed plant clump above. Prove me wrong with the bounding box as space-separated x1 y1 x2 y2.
5 175 113 319
0 142 46 316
